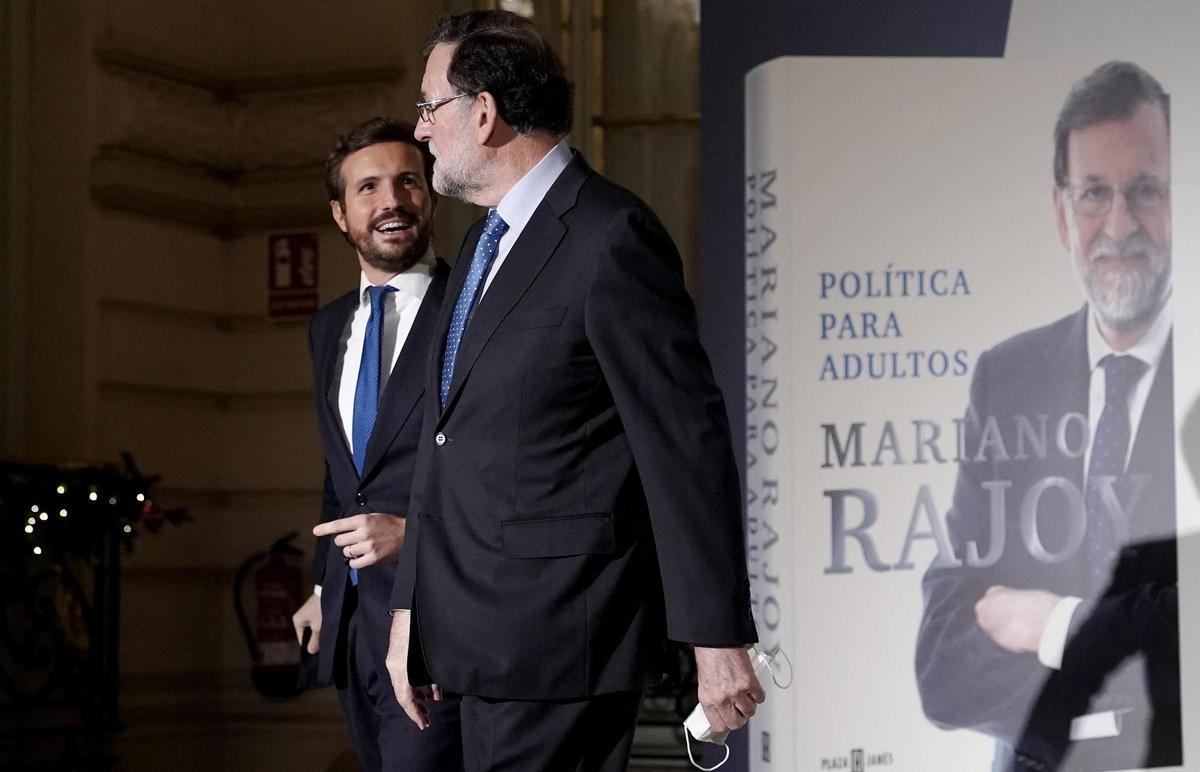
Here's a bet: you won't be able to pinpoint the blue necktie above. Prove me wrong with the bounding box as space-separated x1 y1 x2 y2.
1086 354 1146 593
440 210 508 406
350 284 395 584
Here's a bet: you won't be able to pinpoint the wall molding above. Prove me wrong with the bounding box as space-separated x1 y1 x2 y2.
1 1 32 455
97 379 310 411
94 44 404 99
120 669 342 732
90 142 333 237
90 44 408 236
594 112 700 128
98 297 273 333
157 485 321 503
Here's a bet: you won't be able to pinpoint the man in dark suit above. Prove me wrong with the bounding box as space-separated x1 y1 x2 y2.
381 11 763 771
915 62 1179 771
291 117 463 771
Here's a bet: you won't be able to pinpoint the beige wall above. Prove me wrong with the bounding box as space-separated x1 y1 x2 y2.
601 0 701 289
7 1 444 768
2 1 700 769
1 1 33 457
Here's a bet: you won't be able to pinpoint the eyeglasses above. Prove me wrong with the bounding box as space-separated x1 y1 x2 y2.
1063 178 1170 218
416 94 469 124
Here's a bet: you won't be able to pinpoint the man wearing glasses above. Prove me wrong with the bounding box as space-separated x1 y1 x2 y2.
916 61 1179 771
383 10 762 771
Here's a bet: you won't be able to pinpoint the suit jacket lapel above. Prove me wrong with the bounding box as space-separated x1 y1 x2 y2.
1049 305 1091 485
1129 332 1173 473
1070 307 1091 480
1064 304 1091 417
362 263 449 478
431 221 482 416
439 216 565 416
438 154 590 422
318 293 358 470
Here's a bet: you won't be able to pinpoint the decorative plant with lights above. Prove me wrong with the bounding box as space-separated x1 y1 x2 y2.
0 452 187 716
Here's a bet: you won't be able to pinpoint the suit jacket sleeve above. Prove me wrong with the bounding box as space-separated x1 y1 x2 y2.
915 348 1055 742
388 411 431 612
583 205 756 646
914 348 1178 754
311 461 339 585
307 316 340 586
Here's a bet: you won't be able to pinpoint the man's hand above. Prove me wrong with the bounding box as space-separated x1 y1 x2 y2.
694 646 766 734
292 592 322 655
975 585 1061 653
313 513 406 569
385 611 442 730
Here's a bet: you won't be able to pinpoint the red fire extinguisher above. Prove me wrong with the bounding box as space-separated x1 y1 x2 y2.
234 533 307 698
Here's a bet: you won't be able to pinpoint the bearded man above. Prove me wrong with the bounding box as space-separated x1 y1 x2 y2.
291 117 463 771
916 62 1179 772
383 11 762 772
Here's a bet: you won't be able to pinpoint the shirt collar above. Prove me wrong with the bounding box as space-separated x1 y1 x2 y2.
1086 295 1172 372
495 140 572 235
357 246 435 305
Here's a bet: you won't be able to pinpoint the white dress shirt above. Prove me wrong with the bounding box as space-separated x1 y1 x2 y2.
1035 300 1171 740
1083 300 1172 474
314 249 435 598
480 140 572 298
335 249 436 447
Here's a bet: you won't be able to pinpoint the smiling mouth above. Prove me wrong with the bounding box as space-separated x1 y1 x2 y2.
374 217 415 235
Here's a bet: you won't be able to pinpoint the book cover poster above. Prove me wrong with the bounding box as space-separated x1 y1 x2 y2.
744 2 1200 770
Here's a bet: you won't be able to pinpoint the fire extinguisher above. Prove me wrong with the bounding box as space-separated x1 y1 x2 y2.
234 532 307 698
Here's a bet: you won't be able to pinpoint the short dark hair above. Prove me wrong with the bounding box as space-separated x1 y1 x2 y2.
423 11 573 136
324 116 434 203
1053 61 1170 188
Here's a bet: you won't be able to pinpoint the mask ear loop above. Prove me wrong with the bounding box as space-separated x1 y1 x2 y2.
764 646 794 690
685 729 731 771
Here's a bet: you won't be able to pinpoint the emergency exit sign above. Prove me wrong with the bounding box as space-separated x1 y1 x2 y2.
267 233 319 318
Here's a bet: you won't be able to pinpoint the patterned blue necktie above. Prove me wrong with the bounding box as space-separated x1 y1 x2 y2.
440 210 508 406
349 284 395 584
1086 353 1146 593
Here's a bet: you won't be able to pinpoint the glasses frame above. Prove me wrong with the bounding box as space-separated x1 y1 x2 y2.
1061 178 1171 219
416 93 470 124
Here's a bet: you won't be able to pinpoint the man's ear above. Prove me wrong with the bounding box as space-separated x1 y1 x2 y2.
330 199 348 234
475 91 500 144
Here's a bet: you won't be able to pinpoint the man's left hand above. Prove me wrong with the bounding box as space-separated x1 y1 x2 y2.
694 646 766 734
385 611 442 730
313 513 406 569
975 585 1061 653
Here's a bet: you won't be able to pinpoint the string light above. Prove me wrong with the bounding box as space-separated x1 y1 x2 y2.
3 455 186 562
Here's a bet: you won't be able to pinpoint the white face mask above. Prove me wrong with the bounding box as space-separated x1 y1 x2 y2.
682 646 793 771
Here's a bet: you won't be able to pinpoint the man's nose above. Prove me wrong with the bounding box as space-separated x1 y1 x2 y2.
1103 192 1140 243
377 182 402 209
414 118 432 142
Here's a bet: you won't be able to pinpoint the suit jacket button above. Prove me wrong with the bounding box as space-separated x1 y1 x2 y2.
355 492 367 506
435 432 446 446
